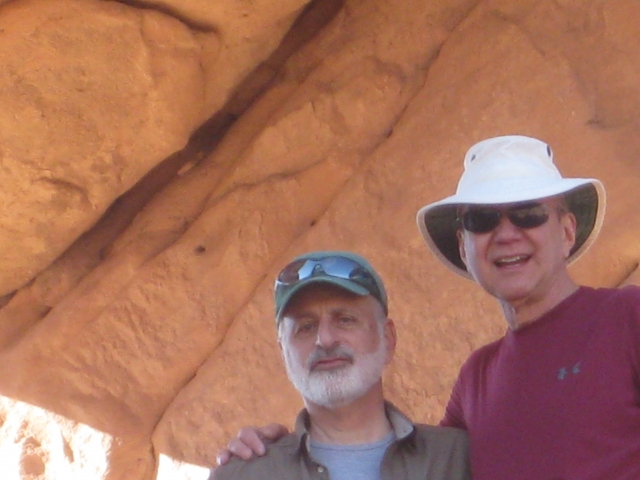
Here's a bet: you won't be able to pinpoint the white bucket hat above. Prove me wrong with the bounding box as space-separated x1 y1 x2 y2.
416 135 606 279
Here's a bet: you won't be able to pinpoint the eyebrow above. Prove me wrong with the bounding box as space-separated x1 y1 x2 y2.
287 305 358 320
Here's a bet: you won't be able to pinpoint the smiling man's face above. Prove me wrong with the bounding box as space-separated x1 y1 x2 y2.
457 196 577 312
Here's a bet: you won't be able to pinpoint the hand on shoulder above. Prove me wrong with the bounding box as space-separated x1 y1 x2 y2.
216 423 290 466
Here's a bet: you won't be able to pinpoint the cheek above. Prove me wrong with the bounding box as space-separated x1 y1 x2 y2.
282 339 310 368
360 329 385 355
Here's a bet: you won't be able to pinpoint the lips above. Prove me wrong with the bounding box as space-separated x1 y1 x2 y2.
494 254 530 267
310 356 352 371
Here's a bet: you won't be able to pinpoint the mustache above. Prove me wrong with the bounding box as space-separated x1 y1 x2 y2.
307 344 355 370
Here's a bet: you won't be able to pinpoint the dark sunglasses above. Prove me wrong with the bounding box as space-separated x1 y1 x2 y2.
276 256 385 310
460 202 550 234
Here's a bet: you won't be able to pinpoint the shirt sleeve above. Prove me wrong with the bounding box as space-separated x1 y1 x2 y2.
626 286 640 386
440 370 467 429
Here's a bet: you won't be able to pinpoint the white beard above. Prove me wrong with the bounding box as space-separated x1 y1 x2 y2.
282 334 387 409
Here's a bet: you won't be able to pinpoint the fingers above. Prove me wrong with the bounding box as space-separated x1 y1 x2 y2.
216 448 231 466
235 426 268 457
215 434 258 466
216 426 268 466
215 423 290 466
258 423 289 441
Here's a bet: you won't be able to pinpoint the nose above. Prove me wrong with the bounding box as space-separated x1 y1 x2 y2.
492 212 522 239
315 320 339 349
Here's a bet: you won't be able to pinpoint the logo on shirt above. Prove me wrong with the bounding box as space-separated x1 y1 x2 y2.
557 362 581 380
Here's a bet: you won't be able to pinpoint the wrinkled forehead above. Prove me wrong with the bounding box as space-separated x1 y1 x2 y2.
279 285 384 324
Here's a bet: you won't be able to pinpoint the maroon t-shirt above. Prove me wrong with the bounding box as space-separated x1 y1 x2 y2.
441 286 640 480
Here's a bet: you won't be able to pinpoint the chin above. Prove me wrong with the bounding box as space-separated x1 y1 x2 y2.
487 282 534 303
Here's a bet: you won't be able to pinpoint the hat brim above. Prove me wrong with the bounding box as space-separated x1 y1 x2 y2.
275 277 371 321
416 180 606 279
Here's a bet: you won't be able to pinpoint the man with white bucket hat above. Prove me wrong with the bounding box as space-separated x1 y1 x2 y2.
416 135 640 479
215 135 640 479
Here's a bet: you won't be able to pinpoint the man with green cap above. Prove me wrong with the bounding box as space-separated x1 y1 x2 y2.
210 251 470 480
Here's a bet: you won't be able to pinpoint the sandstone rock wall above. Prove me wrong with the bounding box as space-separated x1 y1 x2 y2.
0 0 639 478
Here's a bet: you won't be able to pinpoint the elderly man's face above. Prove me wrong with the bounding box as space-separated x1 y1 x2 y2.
457 196 577 309
278 284 395 409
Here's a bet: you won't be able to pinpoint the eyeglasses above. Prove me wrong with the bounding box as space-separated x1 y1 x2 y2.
276 256 386 311
460 202 550 234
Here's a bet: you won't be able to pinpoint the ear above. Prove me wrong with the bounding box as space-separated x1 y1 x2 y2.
277 323 287 355
457 229 469 267
383 318 397 365
277 334 292 370
560 211 577 259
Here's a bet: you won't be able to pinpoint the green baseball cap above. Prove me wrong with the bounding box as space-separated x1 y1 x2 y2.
274 251 388 323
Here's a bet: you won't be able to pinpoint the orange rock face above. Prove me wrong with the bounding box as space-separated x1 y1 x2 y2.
0 0 639 478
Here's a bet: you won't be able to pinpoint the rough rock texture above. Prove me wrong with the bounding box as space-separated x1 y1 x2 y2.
0 0 639 478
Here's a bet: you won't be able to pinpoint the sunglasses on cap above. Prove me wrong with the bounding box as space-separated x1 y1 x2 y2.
276 256 385 309
459 202 550 234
